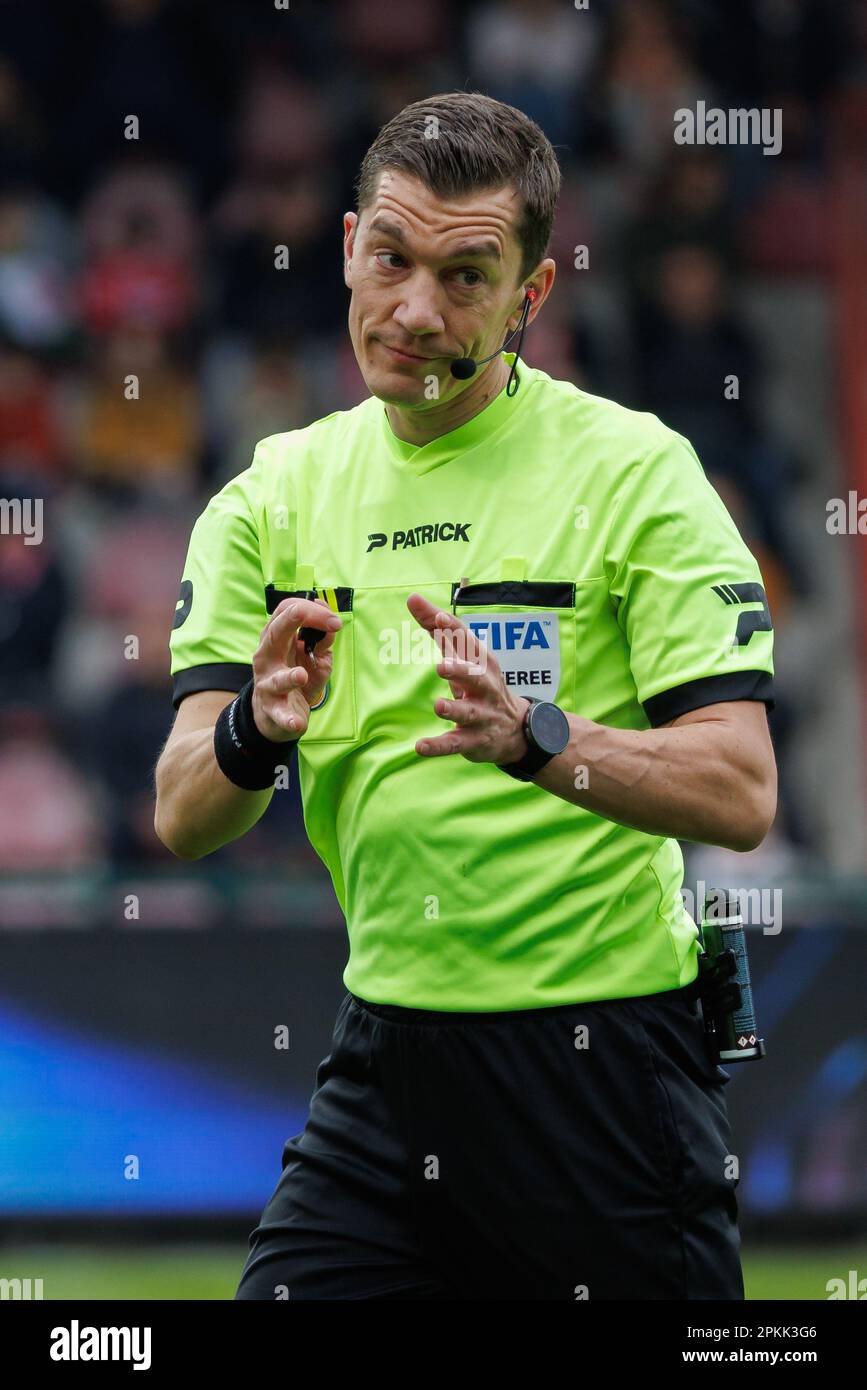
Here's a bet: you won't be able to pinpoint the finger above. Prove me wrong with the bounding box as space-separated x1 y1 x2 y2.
252 681 306 736
296 624 337 659
272 706 305 736
406 591 456 632
269 598 341 644
298 596 338 653
263 601 338 664
436 654 489 692
434 696 482 727
416 731 470 757
437 659 478 701
444 631 489 680
433 621 490 678
264 666 309 695
407 592 487 667
269 704 299 731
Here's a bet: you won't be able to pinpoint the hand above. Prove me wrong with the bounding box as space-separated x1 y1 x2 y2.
251 597 342 741
406 592 530 764
696 948 743 1017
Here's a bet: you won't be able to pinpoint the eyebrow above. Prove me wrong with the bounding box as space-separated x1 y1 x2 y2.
367 217 502 262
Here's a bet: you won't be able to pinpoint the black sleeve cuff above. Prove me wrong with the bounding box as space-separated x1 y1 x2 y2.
172 662 253 710
643 670 775 727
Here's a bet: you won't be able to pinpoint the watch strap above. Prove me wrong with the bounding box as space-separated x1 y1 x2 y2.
497 697 553 781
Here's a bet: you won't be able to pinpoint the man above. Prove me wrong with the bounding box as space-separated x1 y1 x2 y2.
155 92 777 1300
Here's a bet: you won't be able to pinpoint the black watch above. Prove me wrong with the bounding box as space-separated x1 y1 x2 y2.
497 697 570 782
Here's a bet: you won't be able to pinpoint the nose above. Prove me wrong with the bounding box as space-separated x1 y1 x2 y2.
393 276 445 338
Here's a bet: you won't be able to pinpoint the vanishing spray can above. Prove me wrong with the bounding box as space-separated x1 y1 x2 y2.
700 889 766 1063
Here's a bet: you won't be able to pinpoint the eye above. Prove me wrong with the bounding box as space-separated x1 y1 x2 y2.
375 251 406 270
454 268 484 288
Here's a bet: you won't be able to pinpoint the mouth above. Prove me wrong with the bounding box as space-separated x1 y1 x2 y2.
375 339 440 365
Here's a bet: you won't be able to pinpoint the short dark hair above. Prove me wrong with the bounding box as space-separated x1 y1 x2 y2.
355 92 562 284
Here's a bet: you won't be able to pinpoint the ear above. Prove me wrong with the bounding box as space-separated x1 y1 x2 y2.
343 211 358 289
524 259 556 321
507 285 535 334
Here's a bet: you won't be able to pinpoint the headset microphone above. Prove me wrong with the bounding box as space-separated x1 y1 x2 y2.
450 288 537 396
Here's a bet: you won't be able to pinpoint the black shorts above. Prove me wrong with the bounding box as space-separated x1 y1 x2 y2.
235 984 743 1300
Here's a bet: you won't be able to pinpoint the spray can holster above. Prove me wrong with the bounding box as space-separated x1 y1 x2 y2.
689 889 767 1065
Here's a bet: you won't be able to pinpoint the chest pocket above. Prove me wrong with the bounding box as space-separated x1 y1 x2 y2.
265 576 358 742
450 563 578 710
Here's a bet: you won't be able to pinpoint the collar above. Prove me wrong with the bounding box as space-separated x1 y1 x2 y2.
378 353 533 474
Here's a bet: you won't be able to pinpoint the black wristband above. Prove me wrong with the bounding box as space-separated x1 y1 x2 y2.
213 680 297 791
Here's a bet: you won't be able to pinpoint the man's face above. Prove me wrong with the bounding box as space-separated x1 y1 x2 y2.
343 170 528 407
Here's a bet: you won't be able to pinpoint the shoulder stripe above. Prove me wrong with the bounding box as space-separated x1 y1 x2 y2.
643 670 775 727
172 663 252 710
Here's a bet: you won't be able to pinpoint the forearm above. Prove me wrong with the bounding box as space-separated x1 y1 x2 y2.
154 726 276 860
532 711 776 852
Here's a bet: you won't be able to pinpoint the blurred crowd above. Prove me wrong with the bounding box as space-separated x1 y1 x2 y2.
0 0 860 874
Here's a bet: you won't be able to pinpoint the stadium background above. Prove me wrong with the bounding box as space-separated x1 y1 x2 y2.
1 0 866 1299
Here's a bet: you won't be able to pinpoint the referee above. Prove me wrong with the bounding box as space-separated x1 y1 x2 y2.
155 92 777 1300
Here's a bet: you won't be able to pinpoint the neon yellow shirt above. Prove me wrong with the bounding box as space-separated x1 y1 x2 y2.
169 357 775 1009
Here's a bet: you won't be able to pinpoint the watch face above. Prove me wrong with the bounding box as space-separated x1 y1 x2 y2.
529 701 570 755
